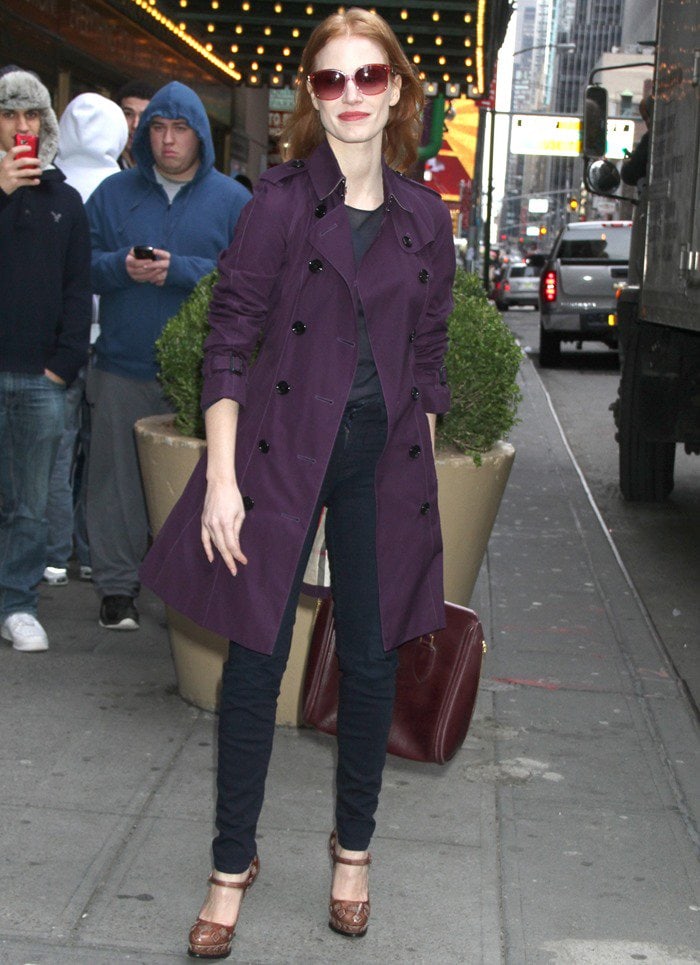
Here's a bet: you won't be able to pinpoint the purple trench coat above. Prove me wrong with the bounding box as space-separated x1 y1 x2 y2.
139 140 456 655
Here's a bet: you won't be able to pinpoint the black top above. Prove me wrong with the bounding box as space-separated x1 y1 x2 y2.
346 203 383 406
0 168 92 384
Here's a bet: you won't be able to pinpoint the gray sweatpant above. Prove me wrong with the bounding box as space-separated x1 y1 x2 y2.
86 367 172 600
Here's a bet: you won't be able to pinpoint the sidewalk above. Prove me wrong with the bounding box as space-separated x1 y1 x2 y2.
0 355 698 965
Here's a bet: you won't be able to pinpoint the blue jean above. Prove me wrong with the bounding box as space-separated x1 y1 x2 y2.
0 372 66 618
46 367 90 568
213 398 398 872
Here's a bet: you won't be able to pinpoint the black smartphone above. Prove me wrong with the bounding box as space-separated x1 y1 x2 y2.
133 245 156 260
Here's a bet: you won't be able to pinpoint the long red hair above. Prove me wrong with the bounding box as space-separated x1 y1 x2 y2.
281 7 424 171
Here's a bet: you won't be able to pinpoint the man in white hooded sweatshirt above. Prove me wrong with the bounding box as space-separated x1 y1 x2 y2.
42 94 128 588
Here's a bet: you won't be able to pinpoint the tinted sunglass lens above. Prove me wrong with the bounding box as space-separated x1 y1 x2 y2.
357 64 390 94
312 70 345 99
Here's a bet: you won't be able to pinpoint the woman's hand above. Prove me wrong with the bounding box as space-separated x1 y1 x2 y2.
201 478 249 576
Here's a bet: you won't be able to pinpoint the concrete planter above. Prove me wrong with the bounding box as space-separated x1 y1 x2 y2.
135 414 514 725
135 413 314 725
436 441 516 605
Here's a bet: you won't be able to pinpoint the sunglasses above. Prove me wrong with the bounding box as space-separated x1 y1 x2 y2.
308 63 394 100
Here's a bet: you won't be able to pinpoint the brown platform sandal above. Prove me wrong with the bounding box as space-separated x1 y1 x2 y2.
187 856 260 960
328 830 371 938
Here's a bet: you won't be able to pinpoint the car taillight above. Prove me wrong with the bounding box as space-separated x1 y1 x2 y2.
541 270 557 303
504 282 511 291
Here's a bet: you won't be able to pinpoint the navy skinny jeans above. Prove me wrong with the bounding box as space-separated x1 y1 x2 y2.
213 399 398 873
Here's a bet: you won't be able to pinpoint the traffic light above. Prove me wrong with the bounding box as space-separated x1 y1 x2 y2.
568 196 579 212
539 225 548 236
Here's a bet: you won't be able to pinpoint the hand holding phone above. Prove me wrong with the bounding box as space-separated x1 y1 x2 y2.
133 245 157 260
0 135 41 195
126 246 170 286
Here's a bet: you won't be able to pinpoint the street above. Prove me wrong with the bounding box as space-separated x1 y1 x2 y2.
503 306 700 713
2 304 698 962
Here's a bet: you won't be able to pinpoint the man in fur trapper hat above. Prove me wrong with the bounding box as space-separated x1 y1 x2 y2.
0 66 92 653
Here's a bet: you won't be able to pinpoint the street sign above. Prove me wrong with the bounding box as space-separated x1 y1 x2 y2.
528 198 549 213
510 114 635 158
510 115 580 156
606 118 636 159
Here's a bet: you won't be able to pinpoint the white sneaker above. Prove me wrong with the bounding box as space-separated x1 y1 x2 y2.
43 566 68 585
1 613 49 652
79 565 92 581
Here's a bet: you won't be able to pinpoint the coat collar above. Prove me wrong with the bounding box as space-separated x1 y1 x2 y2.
303 139 441 261
306 138 416 215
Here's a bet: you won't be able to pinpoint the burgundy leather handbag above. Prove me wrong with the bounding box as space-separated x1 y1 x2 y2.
302 599 485 764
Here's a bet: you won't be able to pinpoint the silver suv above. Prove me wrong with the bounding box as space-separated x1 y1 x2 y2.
495 261 540 310
539 220 632 366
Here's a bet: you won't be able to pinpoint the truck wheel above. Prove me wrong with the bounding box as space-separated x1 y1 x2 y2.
539 323 561 367
618 330 675 501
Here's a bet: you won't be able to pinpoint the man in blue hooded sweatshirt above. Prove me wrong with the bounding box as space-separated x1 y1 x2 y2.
86 82 250 630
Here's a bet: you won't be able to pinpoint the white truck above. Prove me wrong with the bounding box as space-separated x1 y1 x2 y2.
584 0 700 500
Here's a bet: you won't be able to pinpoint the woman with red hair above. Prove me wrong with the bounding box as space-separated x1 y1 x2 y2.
143 9 456 958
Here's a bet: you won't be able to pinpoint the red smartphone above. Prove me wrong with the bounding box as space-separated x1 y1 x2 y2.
14 133 39 159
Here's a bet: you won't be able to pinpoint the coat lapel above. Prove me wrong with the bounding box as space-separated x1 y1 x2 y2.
307 199 357 293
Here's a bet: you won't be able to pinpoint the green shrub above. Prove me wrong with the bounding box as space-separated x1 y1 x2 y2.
436 270 522 457
156 269 217 439
156 266 522 455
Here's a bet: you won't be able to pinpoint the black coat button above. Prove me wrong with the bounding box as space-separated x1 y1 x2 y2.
420 501 430 515
309 259 323 273
243 495 255 511
314 203 327 218
408 329 416 342
409 445 421 459
411 386 420 400
275 380 290 394
291 159 304 168
402 235 413 248
418 268 429 283
258 439 270 453
291 321 306 334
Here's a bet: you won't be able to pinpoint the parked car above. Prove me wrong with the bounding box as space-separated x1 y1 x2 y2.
495 260 540 310
538 220 632 366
